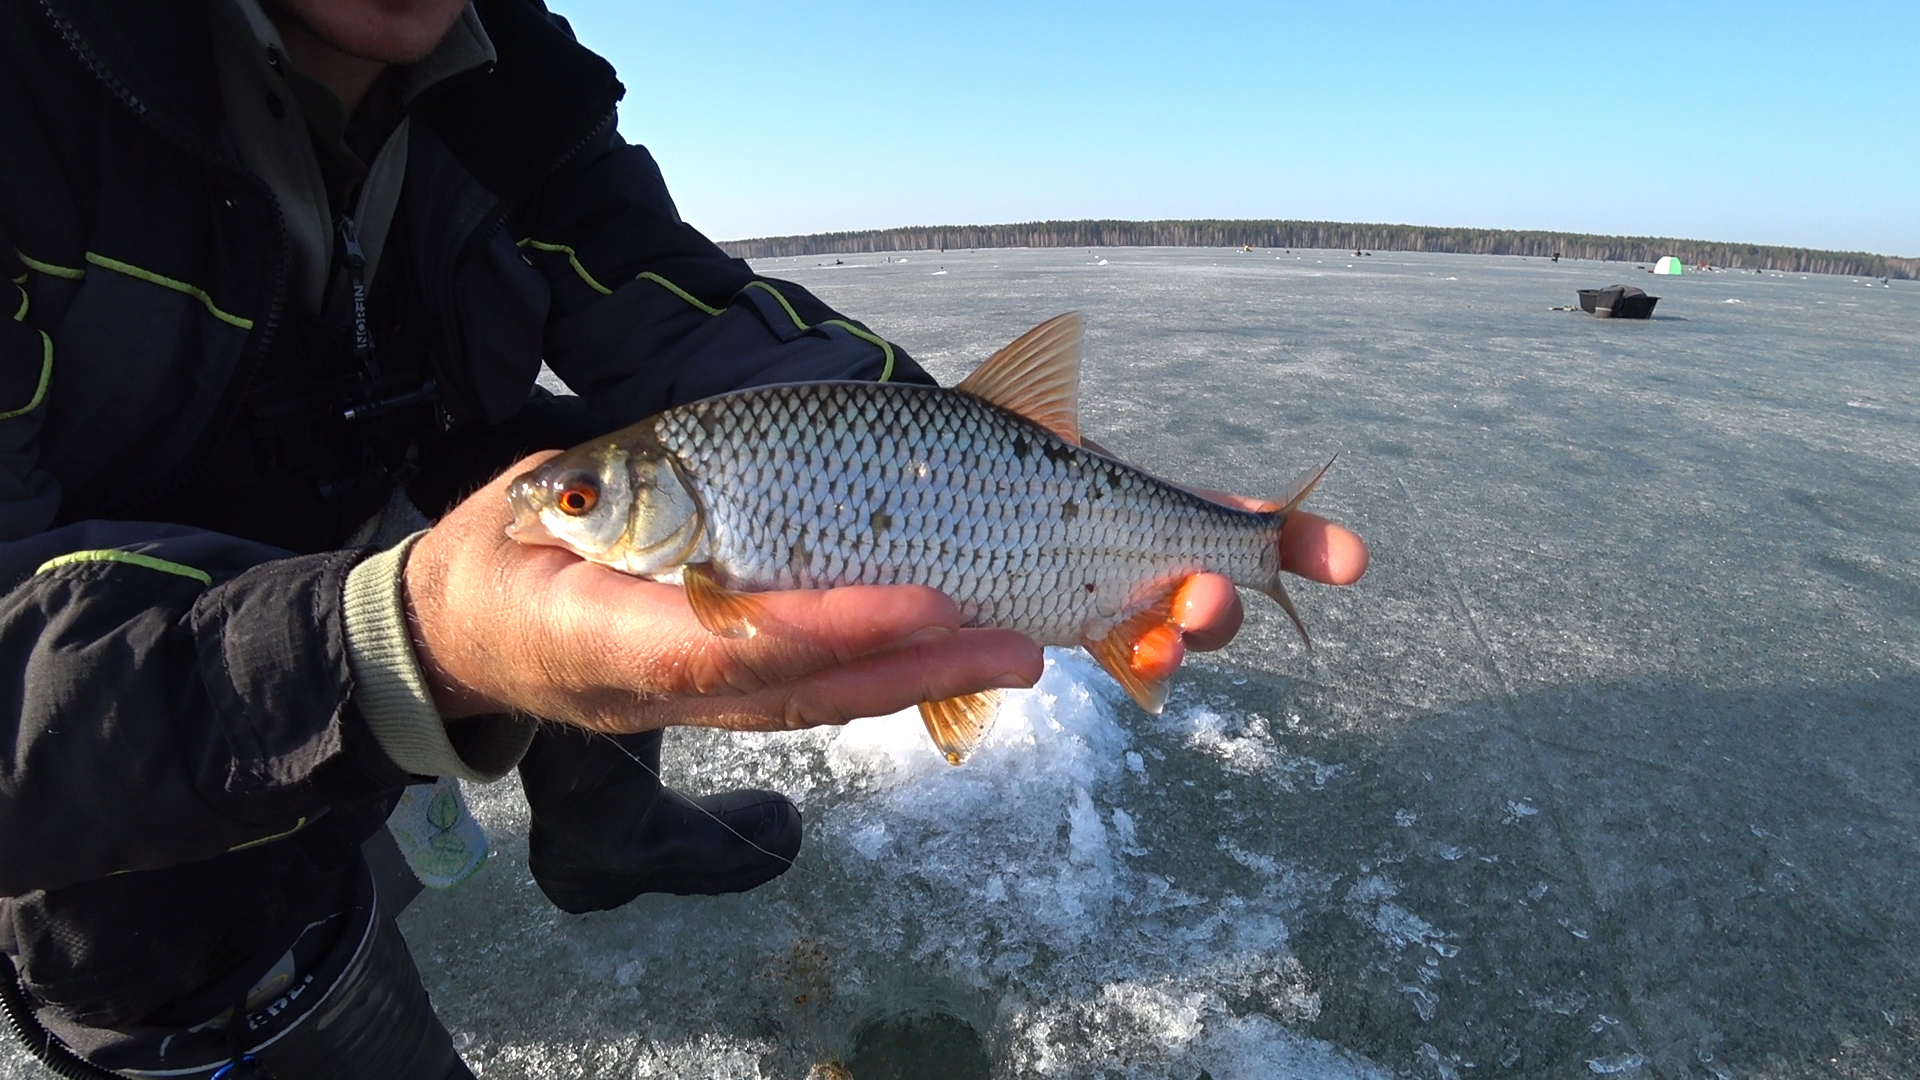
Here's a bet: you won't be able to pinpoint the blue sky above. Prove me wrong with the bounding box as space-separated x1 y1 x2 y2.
555 2 1918 256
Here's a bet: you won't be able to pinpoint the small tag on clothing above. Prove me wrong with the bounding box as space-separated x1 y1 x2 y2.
383 776 488 889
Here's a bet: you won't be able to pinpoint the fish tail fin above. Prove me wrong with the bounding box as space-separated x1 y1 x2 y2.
1275 454 1337 518
1260 455 1337 648
1256 579 1312 649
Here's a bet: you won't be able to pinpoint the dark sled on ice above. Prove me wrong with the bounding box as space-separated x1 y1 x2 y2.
1577 284 1659 319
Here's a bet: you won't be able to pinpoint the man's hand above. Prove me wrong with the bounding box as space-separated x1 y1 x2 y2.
404 453 1045 734
403 454 1367 734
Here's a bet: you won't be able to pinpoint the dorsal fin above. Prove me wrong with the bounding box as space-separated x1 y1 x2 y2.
955 313 1083 444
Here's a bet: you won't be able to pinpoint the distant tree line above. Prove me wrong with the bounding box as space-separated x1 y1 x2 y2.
719 219 1916 280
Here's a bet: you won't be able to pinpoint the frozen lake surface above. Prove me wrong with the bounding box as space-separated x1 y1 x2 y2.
11 249 1916 1079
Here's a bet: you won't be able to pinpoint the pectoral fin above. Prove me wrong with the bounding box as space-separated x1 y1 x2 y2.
683 562 765 639
919 690 1003 766
1081 586 1184 714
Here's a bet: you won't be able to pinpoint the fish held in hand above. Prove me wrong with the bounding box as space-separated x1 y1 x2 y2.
508 313 1335 764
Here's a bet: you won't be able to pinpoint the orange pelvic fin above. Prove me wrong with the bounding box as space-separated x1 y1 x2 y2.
682 562 764 639
955 312 1083 444
1081 585 1184 714
919 690 1003 766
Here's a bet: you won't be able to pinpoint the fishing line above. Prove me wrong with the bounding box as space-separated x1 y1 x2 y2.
591 731 811 878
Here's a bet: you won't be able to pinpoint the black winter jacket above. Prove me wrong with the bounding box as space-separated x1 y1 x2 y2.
0 0 927 1028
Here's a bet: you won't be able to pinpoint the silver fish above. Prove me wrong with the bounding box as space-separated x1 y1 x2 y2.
508 313 1332 764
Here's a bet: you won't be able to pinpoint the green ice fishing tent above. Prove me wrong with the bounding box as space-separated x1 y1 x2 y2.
1653 256 1684 275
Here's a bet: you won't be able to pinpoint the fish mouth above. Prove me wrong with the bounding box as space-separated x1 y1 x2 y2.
503 513 577 552
504 479 556 545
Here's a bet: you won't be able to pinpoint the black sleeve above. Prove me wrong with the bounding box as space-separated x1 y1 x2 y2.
510 124 935 428
0 522 412 897
0 247 409 897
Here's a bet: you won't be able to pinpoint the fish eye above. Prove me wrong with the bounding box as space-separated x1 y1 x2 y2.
553 474 600 516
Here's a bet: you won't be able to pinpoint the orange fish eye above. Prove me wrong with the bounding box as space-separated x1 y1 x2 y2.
555 480 599 516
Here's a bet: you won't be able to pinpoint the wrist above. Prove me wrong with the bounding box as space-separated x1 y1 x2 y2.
401 526 501 720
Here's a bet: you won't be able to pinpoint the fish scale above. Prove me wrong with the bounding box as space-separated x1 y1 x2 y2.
650 381 1280 647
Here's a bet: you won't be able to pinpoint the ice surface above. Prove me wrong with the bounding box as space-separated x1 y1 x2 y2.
7 249 1915 1080
395 655 1392 1079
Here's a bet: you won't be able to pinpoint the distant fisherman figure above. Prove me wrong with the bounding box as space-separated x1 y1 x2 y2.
510 314 1348 764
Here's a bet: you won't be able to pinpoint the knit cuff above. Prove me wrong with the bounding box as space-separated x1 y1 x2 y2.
342 532 536 781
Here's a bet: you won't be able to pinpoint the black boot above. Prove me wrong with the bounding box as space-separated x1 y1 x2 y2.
518 727 802 914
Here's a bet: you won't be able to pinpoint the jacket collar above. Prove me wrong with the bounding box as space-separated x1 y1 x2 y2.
37 0 228 159
415 0 624 207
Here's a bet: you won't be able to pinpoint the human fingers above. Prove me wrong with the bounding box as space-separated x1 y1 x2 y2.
1171 574 1244 653
610 627 1044 733
1279 511 1370 586
558 572 973 700
1165 513 1369 663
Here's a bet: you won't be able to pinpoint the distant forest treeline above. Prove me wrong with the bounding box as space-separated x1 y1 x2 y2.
720 220 1917 280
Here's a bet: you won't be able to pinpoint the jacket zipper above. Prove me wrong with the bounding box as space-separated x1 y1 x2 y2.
336 216 377 379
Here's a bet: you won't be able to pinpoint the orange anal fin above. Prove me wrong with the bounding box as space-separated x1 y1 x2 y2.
1129 622 1187 680
919 690 1002 766
1081 587 1184 714
683 562 765 639
954 312 1083 444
